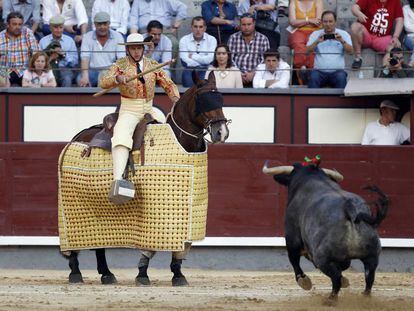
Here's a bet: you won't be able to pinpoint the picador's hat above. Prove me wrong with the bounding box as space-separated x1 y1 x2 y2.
119 33 151 46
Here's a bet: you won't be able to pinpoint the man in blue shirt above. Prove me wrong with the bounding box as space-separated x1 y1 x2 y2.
306 10 353 88
39 15 78 87
3 0 40 34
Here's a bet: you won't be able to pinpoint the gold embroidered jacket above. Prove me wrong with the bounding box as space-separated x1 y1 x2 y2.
99 56 179 101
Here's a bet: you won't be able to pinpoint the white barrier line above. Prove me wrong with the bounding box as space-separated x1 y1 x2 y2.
0 237 414 248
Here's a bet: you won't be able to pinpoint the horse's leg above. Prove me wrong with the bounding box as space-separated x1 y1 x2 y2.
95 249 117 284
67 251 83 283
135 250 155 286
171 242 192 286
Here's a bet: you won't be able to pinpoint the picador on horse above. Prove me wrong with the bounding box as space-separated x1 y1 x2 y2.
58 33 230 286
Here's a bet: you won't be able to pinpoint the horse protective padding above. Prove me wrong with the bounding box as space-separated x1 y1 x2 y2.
58 124 208 252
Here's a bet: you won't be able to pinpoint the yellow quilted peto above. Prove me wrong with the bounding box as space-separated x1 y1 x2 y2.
58 124 208 252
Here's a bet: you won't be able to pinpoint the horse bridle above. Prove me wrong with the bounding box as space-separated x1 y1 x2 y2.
167 87 231 140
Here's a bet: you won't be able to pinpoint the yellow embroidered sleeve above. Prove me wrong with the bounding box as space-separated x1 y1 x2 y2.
152 59 179 100
99 63 119 89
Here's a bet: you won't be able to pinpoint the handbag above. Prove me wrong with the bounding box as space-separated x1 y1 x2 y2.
255 10 277 31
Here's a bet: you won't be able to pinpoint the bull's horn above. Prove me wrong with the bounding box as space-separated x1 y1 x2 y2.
262 161 294 175
322 168 344 182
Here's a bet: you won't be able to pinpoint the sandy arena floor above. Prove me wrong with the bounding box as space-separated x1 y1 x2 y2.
0 268 413 310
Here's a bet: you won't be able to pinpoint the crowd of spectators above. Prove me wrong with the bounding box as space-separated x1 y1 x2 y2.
0 0 413 90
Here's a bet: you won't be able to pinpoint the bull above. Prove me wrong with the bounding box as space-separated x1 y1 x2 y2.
263 160 389 299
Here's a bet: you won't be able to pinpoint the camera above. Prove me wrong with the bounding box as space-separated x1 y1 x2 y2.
389 57 399 66
323 33 336 40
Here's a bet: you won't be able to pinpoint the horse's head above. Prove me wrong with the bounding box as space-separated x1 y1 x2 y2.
192 71 230 143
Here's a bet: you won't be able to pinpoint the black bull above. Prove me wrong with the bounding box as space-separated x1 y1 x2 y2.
263 162 389 299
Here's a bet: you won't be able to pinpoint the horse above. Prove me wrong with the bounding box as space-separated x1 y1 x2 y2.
62 71 230 286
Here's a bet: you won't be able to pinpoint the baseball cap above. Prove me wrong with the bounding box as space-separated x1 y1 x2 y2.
94 12 111 23
380 100 399 110
49 15 65 25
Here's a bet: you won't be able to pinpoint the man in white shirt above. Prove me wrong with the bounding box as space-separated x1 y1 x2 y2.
253 48 290 88
78 12 125 87
144 20 173 77
179 16 217 87
42 0 88 44
92 0 130 36
362 100 410 145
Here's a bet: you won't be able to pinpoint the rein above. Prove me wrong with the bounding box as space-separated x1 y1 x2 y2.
166 87 229 140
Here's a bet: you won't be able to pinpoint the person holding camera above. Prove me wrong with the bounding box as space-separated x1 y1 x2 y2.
143 20 173 77
306 10 353 88
39 15 78 87
379 47 414 78
237 0 280 49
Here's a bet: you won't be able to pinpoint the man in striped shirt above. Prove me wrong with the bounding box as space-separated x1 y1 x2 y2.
0 11 39 86
227 12 270 87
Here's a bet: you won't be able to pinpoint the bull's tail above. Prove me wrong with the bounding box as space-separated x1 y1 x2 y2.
354 186 389 228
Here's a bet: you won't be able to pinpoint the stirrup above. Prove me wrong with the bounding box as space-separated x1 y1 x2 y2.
108 179 135 205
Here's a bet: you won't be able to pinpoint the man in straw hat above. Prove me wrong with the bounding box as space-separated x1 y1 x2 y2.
99 33 180 204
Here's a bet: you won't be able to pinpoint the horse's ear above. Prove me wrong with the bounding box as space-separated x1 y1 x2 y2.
192 70 202 86
206 71 216 87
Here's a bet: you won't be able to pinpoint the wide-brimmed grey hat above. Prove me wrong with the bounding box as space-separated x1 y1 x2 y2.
49 15 65 25
94 12 111 23
119 33 151 46
380 100 399 110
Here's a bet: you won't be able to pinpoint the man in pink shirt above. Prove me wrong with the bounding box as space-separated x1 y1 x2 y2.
350 0 403 69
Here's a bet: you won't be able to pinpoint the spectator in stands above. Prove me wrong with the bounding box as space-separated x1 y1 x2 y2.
0 12 39 86
129 0 187 60
288 0 323 85
144 20 173 77
2 0 40 35
201 0 238 45
362 100 410 145
0 0 5 32
403 1 414 67
228 13 270 87
237 0 280 49
379 47 414 78
92 0 130 36
42 0 88 44
78 12 125 87
253 48 290 88
22 51 56 87
205 43 243 88
39 15 78 87
350 0 403 70
179 16 217 87
306 10 352 88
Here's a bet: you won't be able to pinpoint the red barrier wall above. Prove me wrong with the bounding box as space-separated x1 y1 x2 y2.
0 143 412 238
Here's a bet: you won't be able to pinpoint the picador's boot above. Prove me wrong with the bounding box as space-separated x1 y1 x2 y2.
109 145 135 205
170 258 188 286
135 255 151 286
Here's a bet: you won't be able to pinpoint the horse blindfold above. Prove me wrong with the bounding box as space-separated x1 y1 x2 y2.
195 91 223 116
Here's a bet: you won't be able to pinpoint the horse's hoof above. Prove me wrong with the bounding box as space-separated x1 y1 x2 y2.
362 289 372 296
135 276 151 286
172 276 189 287
341 276 350 288
69 273 84 283
323 294 338 306
101 273 117 285
297 275 312 290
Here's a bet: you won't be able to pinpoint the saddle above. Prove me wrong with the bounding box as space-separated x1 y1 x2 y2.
78 112 157 169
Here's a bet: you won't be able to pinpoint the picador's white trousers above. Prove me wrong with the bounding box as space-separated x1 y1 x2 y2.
112 97 154 180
